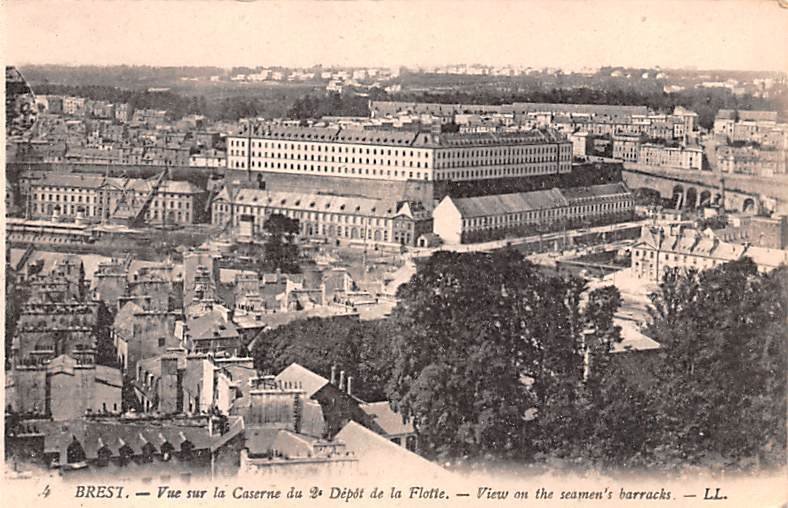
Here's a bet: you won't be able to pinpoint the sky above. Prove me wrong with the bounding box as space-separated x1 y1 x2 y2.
2 0 787 72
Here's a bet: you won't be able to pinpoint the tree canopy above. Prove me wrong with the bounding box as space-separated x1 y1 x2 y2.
385 250 622 463
252 316 394 402
261 213 301 274
249 249 786 472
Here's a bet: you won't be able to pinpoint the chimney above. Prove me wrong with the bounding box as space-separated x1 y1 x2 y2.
347 376 353 396
330 365 337 385
339 370 346 391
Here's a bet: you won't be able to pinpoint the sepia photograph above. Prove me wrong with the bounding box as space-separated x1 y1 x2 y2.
2 0 787 505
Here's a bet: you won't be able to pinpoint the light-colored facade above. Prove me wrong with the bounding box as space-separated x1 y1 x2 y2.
226 123 572 183
433 182 634 244
631 224 788 280
212 187 432 247
28 173 201 225
189 149 226 168
639 144 703 170
716 145 786 177
612 134 642 162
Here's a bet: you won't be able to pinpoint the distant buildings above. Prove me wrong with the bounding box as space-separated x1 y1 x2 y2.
631 224 788 281
716 145 785 177
638 143 703 170
226 122 572 183
432 182 634 244
189 149 226 168
708 213 788 250
28 173 202 225
212 187 432 247
711 109 786 176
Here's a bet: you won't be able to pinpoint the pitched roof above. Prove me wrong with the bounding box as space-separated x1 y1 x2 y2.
716 109 777 122
35 416 244 463
449 188 568 218
335 421 447 479
611 319 661 353
185 310 240 341
359 402 414 436
275 363 329 399
233 188 402 218
561 182 631 202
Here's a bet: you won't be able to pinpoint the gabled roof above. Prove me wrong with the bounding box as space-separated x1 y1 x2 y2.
562 182 631 202
449 188 568 218
275 363 329 399
185 310 240 341
335 421 447 479
232 188 403 218
35 416 244 462
359 402 414 436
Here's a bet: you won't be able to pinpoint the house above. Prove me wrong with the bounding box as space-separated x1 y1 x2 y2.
112 302 179 374
631 224 788 281
5 416 244 475
7 353 122 420
180 310 242 357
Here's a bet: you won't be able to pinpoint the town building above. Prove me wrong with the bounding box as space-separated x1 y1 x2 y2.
432 182 634 244
709 213 788 249
189 149 226 168
212 187 432 247
713 109 779 139
179 310 242 357
638 143 703 170
612 134 643 162
112 302 180 373
7 353 122 420
5 415 244 475
27 173 202 225
226 123 572 183
716 145 785 176
631 224 788 281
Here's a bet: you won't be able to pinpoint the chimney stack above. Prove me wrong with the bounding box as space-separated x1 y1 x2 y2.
330 365 337 385
339 370 346 391
347 376 353 396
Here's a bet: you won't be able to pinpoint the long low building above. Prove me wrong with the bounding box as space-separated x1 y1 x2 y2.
212 187 432 247
226 122 572 184
433 182 634 244
26 173 202 225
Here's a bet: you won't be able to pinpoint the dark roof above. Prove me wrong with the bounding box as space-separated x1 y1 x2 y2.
561 182 632 202
186 311 240 341
35 416 244 461
449 188 568 218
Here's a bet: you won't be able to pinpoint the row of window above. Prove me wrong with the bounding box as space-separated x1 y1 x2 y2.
231 151 431 169
228 160 430 180
216 204 394 225
229 138 430 158
461 200 632 229
241 218 391 242
33 193 191 209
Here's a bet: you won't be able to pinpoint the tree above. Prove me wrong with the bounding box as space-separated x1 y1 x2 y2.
643 260 786 470
252 317 394 402
262 213 301 273
386 249 603 463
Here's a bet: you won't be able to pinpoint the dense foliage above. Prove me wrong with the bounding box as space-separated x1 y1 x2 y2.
250 249 786 472
642 260 786 469
287 92 384 120
262 213 301 274
252 317 394 402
